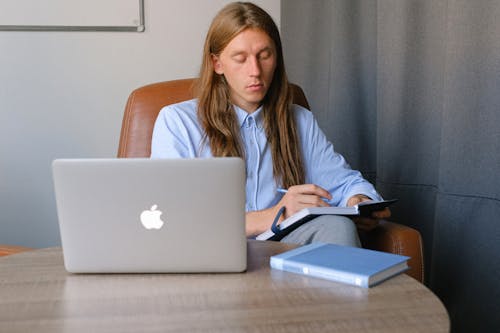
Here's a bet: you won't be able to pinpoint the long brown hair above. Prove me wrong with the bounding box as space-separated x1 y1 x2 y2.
196 2 304 188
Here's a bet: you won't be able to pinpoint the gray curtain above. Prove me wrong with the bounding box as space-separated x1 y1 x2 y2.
282 0 500 332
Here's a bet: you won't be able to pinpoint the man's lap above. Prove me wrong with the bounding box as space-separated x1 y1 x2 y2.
280 215 361 247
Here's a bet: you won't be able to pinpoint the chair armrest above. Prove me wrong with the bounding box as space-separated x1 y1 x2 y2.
360 221 424 283
0 245 33 257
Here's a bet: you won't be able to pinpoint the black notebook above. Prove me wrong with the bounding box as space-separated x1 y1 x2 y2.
256 199 398 241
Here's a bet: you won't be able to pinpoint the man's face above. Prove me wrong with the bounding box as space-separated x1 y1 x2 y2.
212 28 277 113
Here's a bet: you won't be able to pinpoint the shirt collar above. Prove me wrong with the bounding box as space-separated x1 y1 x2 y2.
234 105 264 130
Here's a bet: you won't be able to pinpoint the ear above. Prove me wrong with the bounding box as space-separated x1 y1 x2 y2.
211 54 224 75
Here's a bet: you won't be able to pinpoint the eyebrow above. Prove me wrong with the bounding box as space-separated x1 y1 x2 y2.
230 46 274 57
230 51 246 57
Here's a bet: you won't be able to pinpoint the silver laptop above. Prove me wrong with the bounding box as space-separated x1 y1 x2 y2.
52 158 247 273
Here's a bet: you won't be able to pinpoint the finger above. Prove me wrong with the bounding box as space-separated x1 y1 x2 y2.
352 216 379 227
296 194 331 208
371 207 391 219
356 223 377 232
289 184 332 200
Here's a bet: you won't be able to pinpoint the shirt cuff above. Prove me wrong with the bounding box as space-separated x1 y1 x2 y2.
340 186 383 207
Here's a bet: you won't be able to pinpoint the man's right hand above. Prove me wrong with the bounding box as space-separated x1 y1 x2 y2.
245 184 331 237
278 184 332 219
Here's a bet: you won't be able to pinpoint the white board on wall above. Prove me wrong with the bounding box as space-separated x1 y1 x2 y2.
0 0 144 31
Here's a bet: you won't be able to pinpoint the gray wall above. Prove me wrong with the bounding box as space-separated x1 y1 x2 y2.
0 0 280 248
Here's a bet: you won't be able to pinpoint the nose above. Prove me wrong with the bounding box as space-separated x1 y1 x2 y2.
248 56 261 77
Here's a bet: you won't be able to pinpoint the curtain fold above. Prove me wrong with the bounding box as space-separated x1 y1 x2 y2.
282 0 500 331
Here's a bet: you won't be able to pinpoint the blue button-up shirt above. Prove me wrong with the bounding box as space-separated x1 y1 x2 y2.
151 99 381 211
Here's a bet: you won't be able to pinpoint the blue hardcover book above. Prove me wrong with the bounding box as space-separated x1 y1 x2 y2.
270 243 409 288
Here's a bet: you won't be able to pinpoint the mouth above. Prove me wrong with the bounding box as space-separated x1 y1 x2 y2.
247 83 264 92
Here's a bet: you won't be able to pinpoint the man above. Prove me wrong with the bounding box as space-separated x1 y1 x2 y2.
151 2 389 246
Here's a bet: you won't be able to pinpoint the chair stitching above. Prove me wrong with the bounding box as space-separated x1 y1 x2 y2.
120 92 137 155
387 229 423 282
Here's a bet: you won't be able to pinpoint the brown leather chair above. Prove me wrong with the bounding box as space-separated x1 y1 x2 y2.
0 244 32 257
118 78 424 282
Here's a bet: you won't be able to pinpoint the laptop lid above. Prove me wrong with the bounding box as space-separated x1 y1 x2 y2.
52 158 246 273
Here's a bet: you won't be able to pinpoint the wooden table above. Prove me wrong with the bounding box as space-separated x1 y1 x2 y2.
0 240 449 332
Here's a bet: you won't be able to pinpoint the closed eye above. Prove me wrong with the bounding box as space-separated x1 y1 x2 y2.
258 49 272 60
232 54 246 63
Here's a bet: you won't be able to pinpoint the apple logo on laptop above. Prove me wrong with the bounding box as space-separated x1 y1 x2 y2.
140 204 164 230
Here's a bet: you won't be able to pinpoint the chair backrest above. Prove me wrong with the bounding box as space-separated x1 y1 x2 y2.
117 78 310 157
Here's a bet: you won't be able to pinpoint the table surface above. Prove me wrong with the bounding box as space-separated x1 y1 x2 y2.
0 240 449 332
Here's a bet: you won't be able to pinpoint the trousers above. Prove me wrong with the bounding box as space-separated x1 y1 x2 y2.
280 215 361 247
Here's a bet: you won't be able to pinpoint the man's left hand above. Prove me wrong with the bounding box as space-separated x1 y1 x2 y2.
347 194 391 231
